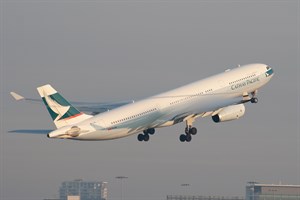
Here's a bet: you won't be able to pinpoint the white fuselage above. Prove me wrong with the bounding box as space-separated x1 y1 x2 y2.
48 63 274 140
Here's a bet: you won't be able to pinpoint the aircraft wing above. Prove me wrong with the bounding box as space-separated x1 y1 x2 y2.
10 92 133 115
69 101 133 114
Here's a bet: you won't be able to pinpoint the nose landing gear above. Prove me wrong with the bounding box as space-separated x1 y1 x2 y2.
250 90 258 103
251 97 258 103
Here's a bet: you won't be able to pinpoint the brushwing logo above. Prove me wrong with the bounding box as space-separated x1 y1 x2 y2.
43 91 70 121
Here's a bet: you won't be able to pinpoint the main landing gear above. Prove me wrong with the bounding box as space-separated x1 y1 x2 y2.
179 126 197 142
179 118 197 142
137 128 155 142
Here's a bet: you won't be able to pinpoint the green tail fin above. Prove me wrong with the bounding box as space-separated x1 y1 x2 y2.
37 84 91 128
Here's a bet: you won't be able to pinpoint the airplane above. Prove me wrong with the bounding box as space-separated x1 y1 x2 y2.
11 63 274 142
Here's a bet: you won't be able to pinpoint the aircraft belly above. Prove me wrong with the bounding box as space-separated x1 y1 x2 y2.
76 129 131 140
79 112 161 140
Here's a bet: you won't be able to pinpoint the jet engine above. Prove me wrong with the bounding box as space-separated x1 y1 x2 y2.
212 104 245 123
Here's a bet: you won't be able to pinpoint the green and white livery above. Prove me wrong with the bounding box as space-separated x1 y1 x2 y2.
37 85 92 128
13 63 274 142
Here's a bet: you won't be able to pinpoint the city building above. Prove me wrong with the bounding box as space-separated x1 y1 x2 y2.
59 179 108 200
67 196 80 200
167 195 244 200
246 182 300 200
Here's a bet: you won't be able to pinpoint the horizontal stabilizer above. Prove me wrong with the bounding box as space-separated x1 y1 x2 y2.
10 92 25 101
8 129 53 134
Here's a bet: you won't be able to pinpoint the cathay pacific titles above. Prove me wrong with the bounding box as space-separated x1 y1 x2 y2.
231 77 260 90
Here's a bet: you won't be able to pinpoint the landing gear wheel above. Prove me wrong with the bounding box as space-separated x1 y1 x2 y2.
148 128 155 135
138 134 144 141
185 134 192 142
190 127 197 135
182 118 197 142
139 128 155 141
180 134 186 142
251 97 258 103
182 125 197 142
143 134 149 142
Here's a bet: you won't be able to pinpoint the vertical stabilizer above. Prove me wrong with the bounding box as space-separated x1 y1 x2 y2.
37 84 92 128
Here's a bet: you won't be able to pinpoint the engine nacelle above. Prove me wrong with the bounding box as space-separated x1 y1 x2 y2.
212 104 245 123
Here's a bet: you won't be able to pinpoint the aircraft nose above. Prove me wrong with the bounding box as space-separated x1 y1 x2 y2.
265 65 274 77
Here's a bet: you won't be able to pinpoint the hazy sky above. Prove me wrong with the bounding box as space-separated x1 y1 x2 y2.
0 1 299 200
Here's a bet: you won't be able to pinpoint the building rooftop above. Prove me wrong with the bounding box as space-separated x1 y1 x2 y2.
247 182 300 188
